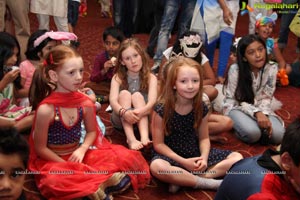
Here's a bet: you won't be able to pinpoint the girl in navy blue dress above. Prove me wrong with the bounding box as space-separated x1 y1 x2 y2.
150 57 243 193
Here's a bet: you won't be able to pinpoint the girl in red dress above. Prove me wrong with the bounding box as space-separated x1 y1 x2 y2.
28 45 150 200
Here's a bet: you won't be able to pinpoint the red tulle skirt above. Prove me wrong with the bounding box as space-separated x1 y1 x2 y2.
29 139 150 200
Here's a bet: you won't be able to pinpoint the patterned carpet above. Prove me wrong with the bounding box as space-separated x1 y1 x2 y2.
24 1 300 199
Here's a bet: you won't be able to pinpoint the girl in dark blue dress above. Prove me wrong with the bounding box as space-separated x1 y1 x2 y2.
150 57 243 193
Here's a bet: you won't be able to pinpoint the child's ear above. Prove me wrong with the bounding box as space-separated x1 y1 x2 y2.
243 57 248 62
48 70 58 82
120 60 125 66
281 152 293 171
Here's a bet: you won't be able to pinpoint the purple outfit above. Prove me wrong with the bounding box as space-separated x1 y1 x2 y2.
90 51 114 83
48 107 83 145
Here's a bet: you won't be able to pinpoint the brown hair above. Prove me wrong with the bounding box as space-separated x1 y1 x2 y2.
114 38 150 92
158 57 204 135
29 45 81 110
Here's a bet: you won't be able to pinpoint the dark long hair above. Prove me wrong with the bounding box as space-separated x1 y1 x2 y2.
229 34 267 104
25 29 54 60
0 32 22 89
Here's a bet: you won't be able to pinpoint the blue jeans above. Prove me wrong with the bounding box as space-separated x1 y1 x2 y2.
229 110 285 144
153 0 196 62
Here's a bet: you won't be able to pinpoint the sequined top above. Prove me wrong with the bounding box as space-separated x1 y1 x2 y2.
47 107 83 145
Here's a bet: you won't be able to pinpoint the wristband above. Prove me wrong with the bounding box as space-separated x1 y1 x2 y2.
118 107 125 117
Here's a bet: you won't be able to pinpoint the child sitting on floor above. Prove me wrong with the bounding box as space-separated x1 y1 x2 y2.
28 45 150 200
150 56 243 193
0 127 29 200
110 38 157 150
86 26 125 104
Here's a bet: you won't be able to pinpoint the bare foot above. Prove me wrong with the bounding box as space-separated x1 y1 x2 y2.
141 138 152 148
210 135 228 144
127 139 143 150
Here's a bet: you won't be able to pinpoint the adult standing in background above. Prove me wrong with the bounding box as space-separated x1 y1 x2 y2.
278 0 300 55
30 0 69 33
191 0 239 83
151 0 197 74
0 0 30 61
146 0 166 58
112 0 138 38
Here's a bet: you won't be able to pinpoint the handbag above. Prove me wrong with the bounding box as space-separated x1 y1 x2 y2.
263 0 282 3
289 8 300 37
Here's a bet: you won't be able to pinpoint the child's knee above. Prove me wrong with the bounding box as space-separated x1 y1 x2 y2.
131 92 144 100
228 152 243 163
271 126 285 144
119 90 131 98
150 159 165 175
223 116 234 130
234 128 261 143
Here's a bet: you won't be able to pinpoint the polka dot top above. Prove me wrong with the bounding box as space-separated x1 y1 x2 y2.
47 107 83 145
154 102 208 158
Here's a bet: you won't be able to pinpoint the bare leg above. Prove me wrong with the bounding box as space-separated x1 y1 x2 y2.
208 114 233 143
118 91 143 150
132 92 151 147
150 159 221 190
201 152 243 178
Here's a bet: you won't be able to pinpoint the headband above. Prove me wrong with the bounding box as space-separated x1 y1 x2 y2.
255 12 278 29
34 31 78 47
179 34 202 58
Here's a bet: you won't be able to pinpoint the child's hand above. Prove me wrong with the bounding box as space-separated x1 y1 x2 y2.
103 60 114 73
79 87 91 94
182 157 204 171
2 69 20 84
68 145 88 163
255 112 272 132
132 108 145 118
123 109 139 124
194 157 208 172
